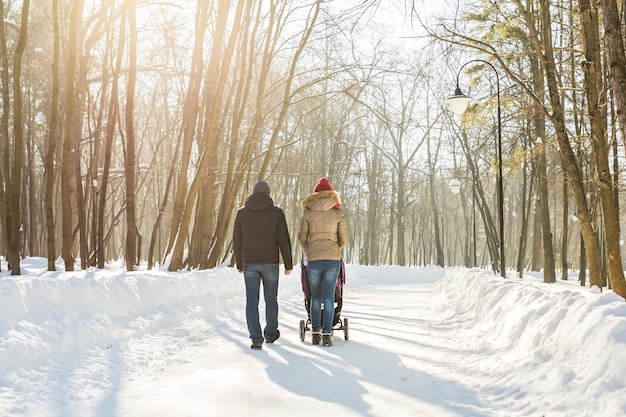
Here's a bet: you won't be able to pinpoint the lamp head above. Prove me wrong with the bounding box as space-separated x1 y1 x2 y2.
446 87 470 115
448 179 462 195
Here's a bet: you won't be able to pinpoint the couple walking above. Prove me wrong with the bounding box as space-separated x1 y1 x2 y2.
232 177 348 350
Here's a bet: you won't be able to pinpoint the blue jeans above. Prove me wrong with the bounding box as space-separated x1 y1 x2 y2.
307 260 341 334
243 264 280 346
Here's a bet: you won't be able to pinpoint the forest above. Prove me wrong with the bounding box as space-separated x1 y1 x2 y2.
1 0 626 299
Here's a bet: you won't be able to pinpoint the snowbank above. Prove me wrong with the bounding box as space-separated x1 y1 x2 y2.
0 258 242 373
435 268 626 415
1 259 626 416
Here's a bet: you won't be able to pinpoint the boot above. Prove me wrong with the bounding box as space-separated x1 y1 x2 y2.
322 334 332 347
312 332 321 345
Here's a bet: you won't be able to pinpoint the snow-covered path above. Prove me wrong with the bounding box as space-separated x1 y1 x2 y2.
1 260 626 417
114 283 463 417
100 269 480 417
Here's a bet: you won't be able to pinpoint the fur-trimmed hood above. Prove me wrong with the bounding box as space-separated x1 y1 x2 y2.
300 190 340 211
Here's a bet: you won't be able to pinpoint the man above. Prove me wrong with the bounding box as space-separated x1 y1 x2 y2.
233 181 293 350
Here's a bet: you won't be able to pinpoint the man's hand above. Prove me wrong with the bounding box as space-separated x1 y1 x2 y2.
238 269 243 273
285 269 292 275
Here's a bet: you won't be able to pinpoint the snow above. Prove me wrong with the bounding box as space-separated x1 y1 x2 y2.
1 258 626 417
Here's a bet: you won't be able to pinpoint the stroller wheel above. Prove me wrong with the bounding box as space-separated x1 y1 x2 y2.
343 318 349 340
299 319 306 342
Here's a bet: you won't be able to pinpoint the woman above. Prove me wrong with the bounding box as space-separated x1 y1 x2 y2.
299 177 348 347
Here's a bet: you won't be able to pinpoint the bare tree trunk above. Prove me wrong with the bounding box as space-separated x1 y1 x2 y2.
601 0 626 159
26 129 36 257
44 0 61 271
396 163 407 266
0 0 10 271
89 0 113 267
530 46 556 283
61 0 84 272
580 234 587 286
74 72 87 271
365 154 382 264
427 142 443 267
538 145 556 283
147 137 180 269
598 0 626 297
516 154 533 276
530 196 542 271
4 0 31 275
124 0 138 271
97 5 124 269
561 175 569 280
516 126 530 275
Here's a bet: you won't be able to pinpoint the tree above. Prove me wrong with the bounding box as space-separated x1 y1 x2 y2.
44 0 61 271
122 0 139 270
60 0 84 272
2 0 31 275
522 0 604 288
166 0 240 271
578 0 626 297
531 54 556 283
0 0 9 273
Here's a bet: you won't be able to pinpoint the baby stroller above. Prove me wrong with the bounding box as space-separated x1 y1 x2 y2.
299 256 349 341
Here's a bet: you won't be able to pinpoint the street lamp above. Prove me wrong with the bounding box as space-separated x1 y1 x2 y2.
448 178 477 268
448 178 462 194
446 59 505 278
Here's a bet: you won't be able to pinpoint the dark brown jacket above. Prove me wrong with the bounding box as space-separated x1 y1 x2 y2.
233 193 293 270
299 190 348 261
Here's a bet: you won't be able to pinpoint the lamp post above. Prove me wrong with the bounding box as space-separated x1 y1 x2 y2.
448 178 477 267
446 60 505 278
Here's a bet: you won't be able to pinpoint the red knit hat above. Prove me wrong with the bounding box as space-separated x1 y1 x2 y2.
314 177 333 192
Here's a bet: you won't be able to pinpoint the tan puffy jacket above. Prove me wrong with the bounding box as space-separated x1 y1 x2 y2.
299 190 348 261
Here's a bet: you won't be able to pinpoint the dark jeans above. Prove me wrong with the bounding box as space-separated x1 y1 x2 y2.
307 260 341 334
243 263 279 346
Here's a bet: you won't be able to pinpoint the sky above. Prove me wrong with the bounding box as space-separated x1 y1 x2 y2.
1 258 625 417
